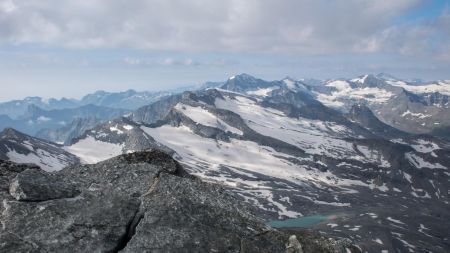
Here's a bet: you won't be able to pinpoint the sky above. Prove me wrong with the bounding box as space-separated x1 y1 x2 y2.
0 0 449 101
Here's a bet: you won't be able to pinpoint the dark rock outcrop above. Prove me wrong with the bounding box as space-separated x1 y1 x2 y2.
131 94 182 124
346 104 409 139
9 169 80 201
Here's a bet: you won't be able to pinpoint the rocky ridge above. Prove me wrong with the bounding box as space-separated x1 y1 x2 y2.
0 128 80 171
0 151 360 253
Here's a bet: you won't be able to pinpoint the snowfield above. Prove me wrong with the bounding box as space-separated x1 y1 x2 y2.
142 124 368 189
214 93 362 159
6 148 71 171
315 80 394 109
387 80 450 96
65 136 124 164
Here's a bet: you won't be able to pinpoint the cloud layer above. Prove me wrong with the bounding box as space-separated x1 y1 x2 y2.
0 0 447 58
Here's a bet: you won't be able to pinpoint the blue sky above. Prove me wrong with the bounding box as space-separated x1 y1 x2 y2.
0 0 449 101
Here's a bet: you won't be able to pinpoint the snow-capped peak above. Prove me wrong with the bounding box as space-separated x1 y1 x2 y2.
283 77 296 89
375 73 401 81
231 73 257 81
351 74 369 84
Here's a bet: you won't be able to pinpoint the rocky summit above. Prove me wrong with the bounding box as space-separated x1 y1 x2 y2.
0 151 359 253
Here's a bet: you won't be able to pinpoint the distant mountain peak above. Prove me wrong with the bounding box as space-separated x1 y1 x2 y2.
350 74 387 88
376 72 400 81
92 90 109 95
221 73 269 92
280 77 311 93
283 75 295 80
0 127 23 138
352 74 372 83
228 73 257 81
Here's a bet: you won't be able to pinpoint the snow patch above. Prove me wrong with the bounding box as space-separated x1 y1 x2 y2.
109 126 124 134
373 238 383 245
123 125 134 130
315 80 394 109
37 116 52 122
401 110 431 119
246 86 279 97
387 217 405 225
409 139 440 153
387 80 450 96
405 152 446 169
175 103 243 135
6 148 70 172
65 136 123 164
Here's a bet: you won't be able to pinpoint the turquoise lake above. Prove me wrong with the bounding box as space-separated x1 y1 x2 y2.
267 215 328 228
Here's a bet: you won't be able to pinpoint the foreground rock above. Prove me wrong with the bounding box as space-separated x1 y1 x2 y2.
9 169 79 201
0 152 359 252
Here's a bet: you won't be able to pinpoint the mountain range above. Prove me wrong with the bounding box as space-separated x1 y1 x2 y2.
312 74 450 136
0 73 449 252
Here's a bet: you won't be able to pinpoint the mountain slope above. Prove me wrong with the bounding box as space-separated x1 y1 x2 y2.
0 128 79 171
62 79 450 252
346 104 410 139
65 117 171 164
130 94 182 124
36 117 104 144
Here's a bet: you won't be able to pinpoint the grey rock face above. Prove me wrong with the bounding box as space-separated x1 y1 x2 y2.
346 104 409 139
266 86 318 108
122 173 286 253
221 73 275 92
0 151 176 252
36 117 104 144
9 169 79 201
0 160 39 214
370 90 450 134
131 94 182 124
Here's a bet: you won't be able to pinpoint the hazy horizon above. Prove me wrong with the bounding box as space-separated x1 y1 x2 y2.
0 70 445 103
1 0 449 101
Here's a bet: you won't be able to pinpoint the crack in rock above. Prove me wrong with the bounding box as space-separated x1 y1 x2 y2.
111 203 145 253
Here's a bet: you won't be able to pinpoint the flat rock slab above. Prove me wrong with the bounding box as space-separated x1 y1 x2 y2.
9 169 79 201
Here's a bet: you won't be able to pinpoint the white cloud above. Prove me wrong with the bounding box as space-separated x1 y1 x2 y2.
0 0 16 13
0 0 447 60
37 116 51 122
123 57 141 66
